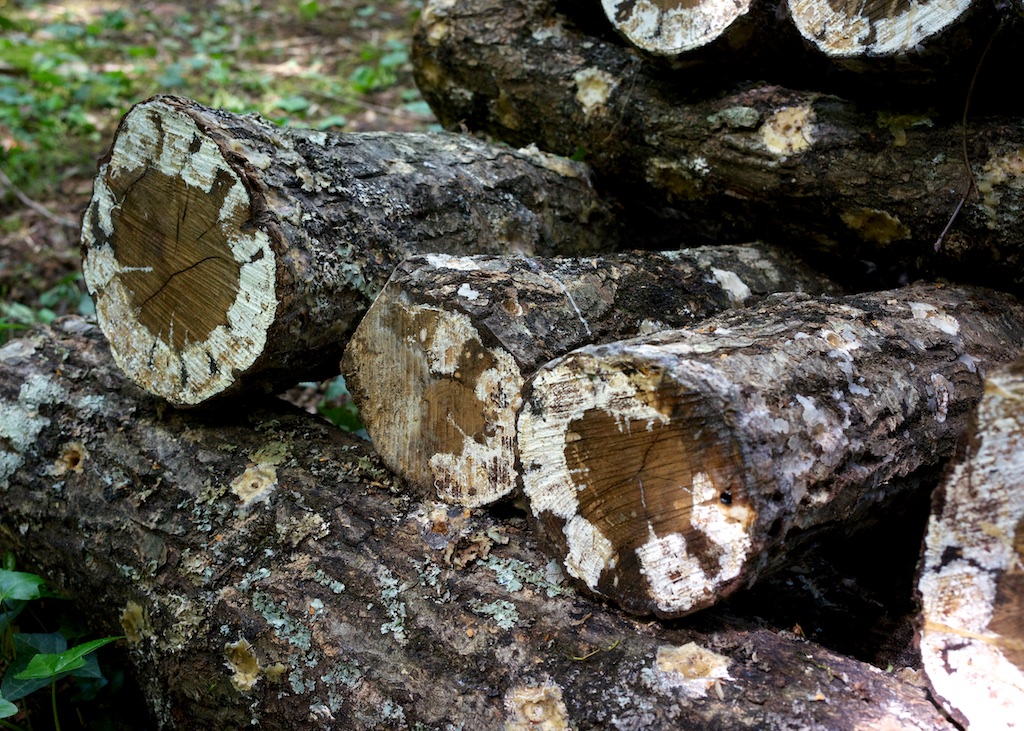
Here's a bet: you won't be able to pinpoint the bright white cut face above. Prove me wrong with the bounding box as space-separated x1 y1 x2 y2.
82 100 277 405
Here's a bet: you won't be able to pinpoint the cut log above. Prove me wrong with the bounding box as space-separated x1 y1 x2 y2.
79 95 618 407
0 320 955 730
517 283 1024 618
342 243 837 507
600 0 757 57
412 0 1024 290
917 354 1024 729
788 0 980 55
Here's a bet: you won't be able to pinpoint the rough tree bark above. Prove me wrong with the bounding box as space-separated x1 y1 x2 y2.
516 283 1024 619
0 320 955 730
79 95 618 407
412 0 1024 290
342 243 836 508
917 353 1024 730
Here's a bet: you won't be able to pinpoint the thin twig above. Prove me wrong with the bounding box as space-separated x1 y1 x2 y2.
934 26 1001 252
0 167 79 229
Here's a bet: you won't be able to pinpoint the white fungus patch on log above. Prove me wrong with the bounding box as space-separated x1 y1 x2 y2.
647 642 733 699
573 68 618 117
504 684 570 731
225 638 261 692
976 148 1024 229
761 106 816 156
121 600 154 645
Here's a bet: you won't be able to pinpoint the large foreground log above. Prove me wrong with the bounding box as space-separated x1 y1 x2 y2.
342 243 836 507
0 320 954 730
412 0 1024 289
80 95 617 407
517 283 1024 618
917 354 1024 729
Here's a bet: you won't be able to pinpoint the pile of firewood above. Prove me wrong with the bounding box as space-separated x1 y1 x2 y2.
2 1 1023 728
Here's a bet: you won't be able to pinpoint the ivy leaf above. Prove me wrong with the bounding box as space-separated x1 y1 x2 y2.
0 569 45 603
0 693 17 719
14 637 121 680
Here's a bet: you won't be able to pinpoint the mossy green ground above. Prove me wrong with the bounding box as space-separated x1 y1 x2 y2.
0 4 429 725
0 0 432 339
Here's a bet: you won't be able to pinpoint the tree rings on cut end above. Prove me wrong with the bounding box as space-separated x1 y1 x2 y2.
81 98 277 406
917 362 1024 729
787 0 972 56
343 292 523 508
518 349 753 618
602 0 753 56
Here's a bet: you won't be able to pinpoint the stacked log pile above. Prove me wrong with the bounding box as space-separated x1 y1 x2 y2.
2 0 1023 727
0 319 955 729
412 0 1024 289
80 95 618 406
341 243 837 507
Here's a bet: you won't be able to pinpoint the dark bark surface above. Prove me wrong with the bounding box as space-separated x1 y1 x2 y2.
342 243 837 507
0 320 955 730
518 283 1024 618
79 95 619 407
412 0 1024 292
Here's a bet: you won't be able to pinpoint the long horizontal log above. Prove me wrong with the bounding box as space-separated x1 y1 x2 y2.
917 354 1024 729
517 283 1024 618
79 95 618 407
412 0 1024 290
342 243 837 507
0 321 955 730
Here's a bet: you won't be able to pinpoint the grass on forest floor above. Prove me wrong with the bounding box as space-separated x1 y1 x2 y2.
0 0 433 337
0 4 430 723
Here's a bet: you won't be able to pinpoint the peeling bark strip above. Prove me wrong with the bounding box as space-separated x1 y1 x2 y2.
412 0 1024 288
917 356 1024 730
79 95 617 406
342 243 836 508
0 321 955 730
601 0 753 56
517 284 1024 619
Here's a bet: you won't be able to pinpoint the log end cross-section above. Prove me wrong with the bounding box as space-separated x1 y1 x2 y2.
918 358 1024 729
787 0 972 57
81 98 277 406
518 351 754 618
602 0 754 56
343 277 524 508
